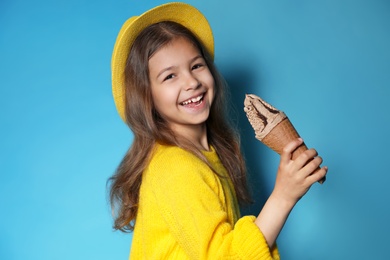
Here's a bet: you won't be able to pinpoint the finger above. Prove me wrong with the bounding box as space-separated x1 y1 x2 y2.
280 138 304 165
306 166 328 184
293 148 318 170
303 156 323 176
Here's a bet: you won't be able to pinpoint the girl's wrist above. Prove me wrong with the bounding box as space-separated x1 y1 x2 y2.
268 191 297 213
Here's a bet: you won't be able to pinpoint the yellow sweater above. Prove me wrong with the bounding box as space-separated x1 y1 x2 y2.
130 143 280 259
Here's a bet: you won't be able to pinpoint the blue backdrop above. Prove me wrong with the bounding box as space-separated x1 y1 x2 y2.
1 0 389 259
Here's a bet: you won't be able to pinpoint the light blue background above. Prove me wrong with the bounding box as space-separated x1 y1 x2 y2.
1 0 389 259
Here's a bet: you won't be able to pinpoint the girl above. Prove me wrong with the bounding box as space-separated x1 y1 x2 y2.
108 2 327 259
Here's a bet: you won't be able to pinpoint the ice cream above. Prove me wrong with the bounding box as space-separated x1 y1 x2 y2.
244 94 325 184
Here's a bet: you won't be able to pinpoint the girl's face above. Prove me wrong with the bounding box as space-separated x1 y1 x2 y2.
148 37 215 133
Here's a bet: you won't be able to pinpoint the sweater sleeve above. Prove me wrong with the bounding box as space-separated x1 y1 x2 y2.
143 146 280 259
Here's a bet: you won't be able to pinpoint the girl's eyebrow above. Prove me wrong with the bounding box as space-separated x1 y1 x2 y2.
157 66 175 78
191 55 204 63
156 55 204 78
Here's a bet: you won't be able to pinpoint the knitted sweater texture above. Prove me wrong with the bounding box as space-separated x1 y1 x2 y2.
130 143 280 259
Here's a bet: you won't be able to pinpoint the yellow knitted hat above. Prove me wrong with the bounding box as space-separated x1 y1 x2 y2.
111 2 214 121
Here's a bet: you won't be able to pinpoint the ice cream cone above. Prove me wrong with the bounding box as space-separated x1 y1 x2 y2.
244 94 325 184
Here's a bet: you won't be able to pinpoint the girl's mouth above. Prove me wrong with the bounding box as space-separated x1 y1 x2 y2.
180 93 204 106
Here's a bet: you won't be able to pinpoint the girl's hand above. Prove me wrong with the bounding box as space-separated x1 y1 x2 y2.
255 139 327 247
272 138 328 207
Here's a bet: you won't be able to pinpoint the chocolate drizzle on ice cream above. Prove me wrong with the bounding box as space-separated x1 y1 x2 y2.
244 94 287 141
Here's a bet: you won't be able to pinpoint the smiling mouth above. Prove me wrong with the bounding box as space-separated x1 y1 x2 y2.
180 93 204 106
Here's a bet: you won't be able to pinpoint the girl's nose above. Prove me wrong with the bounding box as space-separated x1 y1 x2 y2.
184 73 200 90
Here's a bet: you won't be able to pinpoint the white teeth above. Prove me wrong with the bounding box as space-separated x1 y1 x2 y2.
181 94 203 105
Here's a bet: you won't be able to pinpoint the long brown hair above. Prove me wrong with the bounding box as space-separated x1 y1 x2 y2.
108 21 251 232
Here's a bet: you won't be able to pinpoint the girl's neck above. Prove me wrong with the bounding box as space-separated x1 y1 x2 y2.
171 123 209 151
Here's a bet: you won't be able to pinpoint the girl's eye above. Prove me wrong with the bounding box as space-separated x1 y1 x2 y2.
163 74 175 81
192 63 204 70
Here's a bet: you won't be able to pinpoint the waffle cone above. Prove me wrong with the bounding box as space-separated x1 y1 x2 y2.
262 118 325 184
262 117 306 160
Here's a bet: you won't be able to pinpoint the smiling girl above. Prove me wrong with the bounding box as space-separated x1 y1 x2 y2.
108 3 327 259
148 36 214 150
